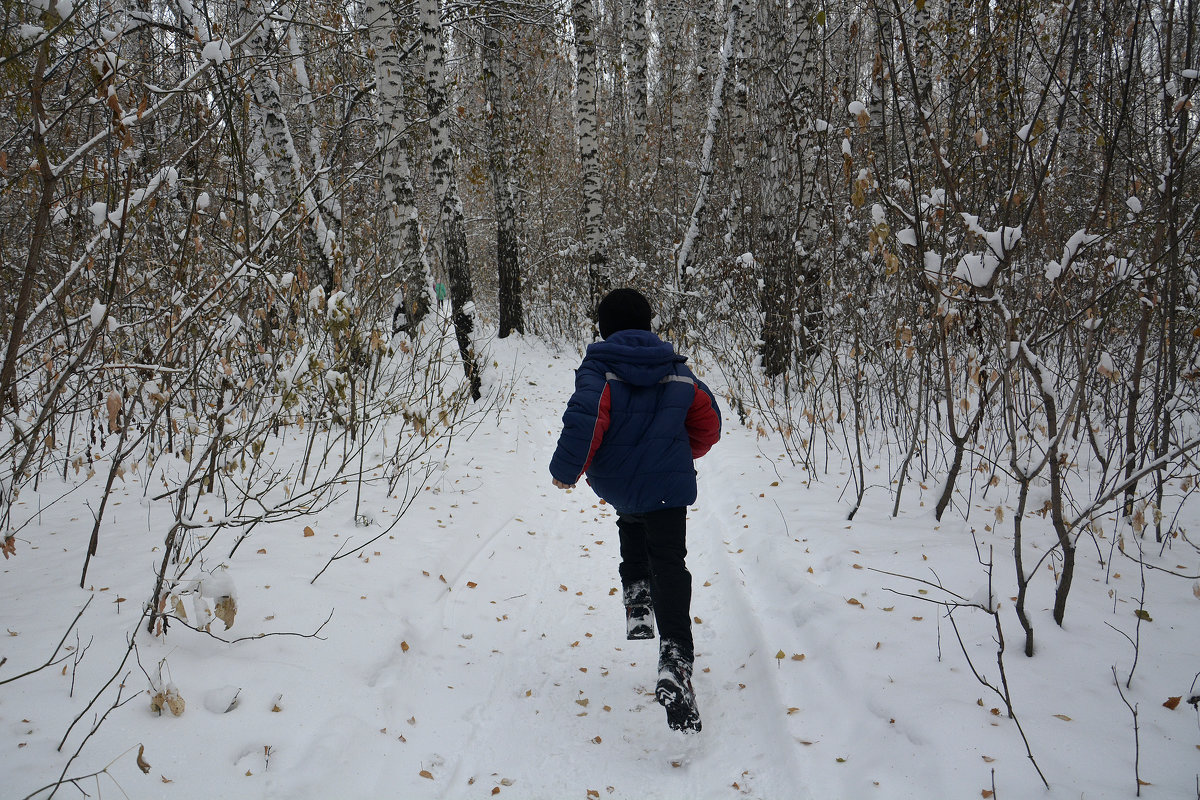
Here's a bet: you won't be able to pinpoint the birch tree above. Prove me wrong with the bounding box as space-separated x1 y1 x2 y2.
573 0 608 310
365 0 435 336
421 0 483 399
239 0 339 293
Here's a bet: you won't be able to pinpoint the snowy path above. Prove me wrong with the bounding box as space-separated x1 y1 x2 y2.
267 352 818 799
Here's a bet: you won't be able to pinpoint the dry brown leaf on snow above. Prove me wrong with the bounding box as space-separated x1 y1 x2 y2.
419 769 434 780
136 745 151 774
1163 696 1182 710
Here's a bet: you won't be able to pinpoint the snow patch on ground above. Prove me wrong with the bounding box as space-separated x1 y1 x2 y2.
2 336 1198 799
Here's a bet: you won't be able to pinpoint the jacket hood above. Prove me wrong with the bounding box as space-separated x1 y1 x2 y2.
584 329 686 387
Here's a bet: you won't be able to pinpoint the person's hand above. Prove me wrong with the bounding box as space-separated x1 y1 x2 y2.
552 478 574 490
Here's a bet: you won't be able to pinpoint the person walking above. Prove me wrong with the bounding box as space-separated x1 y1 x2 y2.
549 288 721 732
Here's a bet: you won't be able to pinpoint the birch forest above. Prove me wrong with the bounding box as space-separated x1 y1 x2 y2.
2 0 1200 787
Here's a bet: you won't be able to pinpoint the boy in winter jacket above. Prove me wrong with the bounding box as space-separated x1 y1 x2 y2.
549 288 721 733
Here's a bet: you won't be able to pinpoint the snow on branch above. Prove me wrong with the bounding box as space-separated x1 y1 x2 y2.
954 213 1022 288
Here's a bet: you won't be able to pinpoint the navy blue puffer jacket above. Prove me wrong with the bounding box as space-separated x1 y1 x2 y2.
549 330 721 514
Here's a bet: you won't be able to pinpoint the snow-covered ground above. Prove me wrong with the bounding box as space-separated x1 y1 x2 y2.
3 335 1199 799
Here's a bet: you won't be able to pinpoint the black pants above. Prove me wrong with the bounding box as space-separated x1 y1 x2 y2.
617 507 692 662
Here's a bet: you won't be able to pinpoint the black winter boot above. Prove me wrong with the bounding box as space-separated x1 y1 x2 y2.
656 639 701 733
623 579 655 640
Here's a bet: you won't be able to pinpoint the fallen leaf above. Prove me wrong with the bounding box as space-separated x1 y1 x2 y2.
1163 696 1182 710
161 776 172 783
775 650 786 660
136 745 151 774
401 641 410 653
982 791 994 798
1053 714 1072 721
303 526 315 537
419 770 433 780
792 654 805 661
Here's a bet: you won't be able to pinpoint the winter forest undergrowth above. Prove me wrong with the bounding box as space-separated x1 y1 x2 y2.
2 0 1199 797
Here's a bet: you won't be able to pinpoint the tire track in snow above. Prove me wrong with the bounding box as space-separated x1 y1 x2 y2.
683 481 813 799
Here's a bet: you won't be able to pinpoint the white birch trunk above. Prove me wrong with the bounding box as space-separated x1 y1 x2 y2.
869 0 892 169
676 0 740 284
420 0 482 399
723 0 753 249
625 0 649 152
364 0 434 335
572 0 607 304
284 14 341 239
657 0 689 134
913 0 934 117
239 0 336 292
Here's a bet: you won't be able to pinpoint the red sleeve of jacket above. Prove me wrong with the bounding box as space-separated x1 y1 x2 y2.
580 382 612 477
686 383 721 458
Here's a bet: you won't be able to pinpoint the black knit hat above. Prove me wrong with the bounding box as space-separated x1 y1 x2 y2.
597 288 653 339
